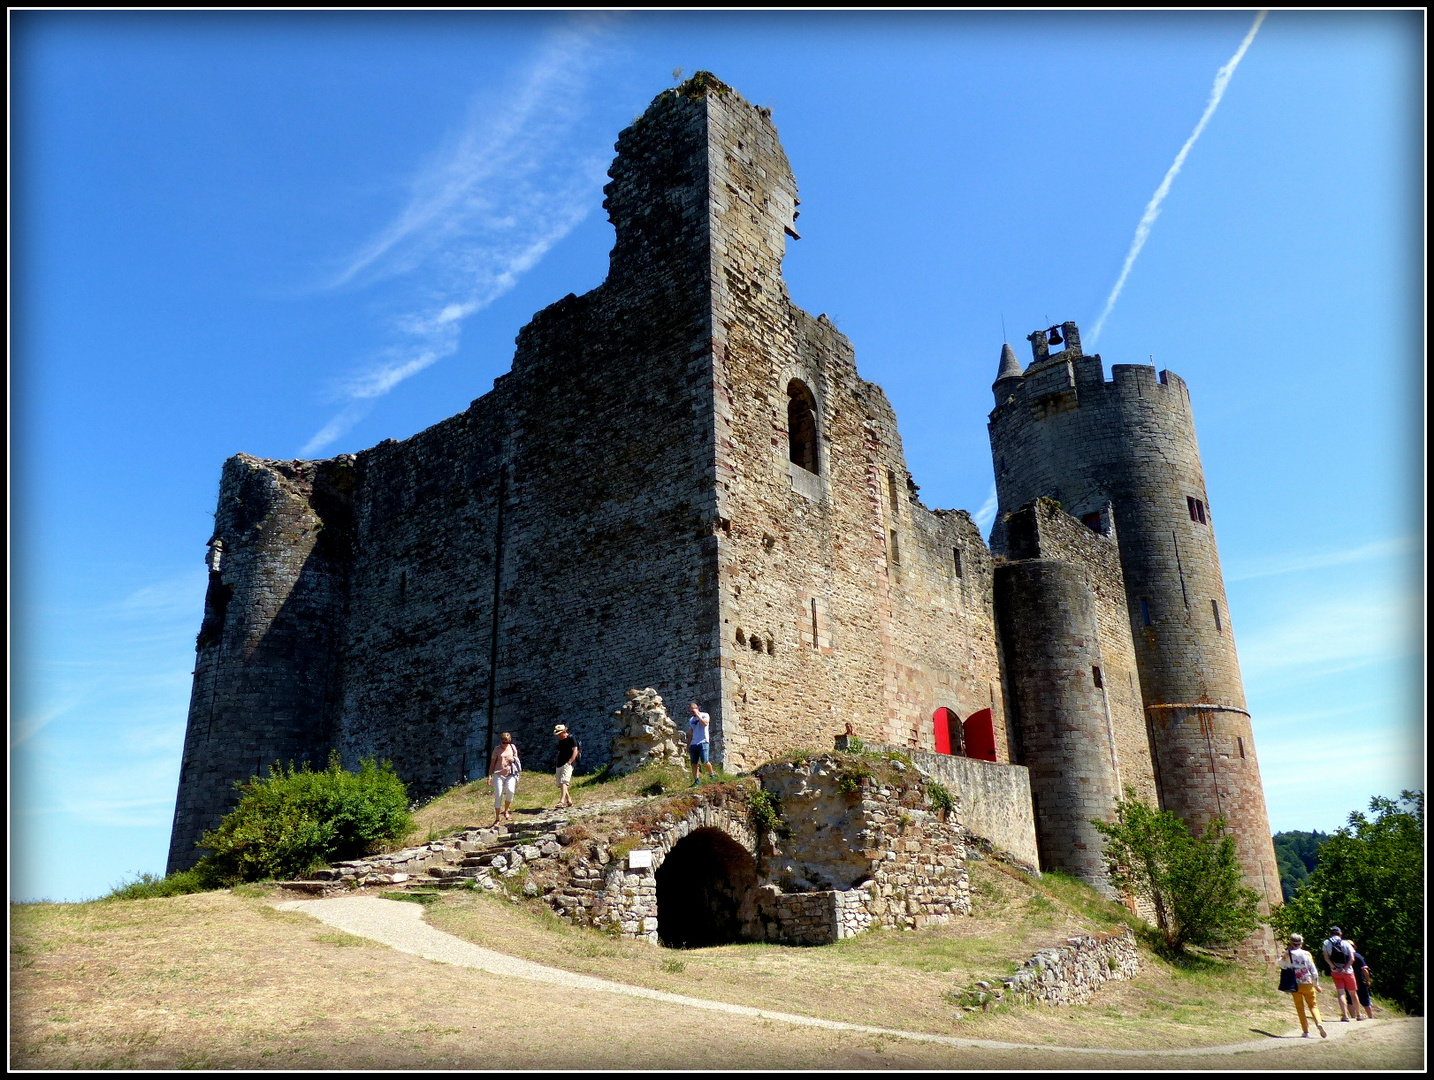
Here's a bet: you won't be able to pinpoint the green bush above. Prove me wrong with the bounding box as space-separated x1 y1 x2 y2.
1092 789 1263 956
99 868 212 901
926 781 955 816
748 788 783 833
197 753 411 884
836 760 872 796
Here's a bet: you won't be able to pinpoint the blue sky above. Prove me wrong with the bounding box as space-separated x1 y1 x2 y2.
12 11 1423 901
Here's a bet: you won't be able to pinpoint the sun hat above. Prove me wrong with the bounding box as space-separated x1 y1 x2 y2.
1290 933 1304 944
1330 925 1342 935
553 724 568 735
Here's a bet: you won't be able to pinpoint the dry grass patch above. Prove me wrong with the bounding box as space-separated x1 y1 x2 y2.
421 858 1304 1050
401 764 703 845
9 891 1421 1070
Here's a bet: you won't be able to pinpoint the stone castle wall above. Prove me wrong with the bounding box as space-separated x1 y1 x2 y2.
703 89 1006 769
908 750 1039 872
169 76 1010 872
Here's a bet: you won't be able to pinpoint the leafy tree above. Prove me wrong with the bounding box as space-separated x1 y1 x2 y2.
198 753 411 883
1092 790 1264 956
1272 829 1330 901
1269 791 1423 1015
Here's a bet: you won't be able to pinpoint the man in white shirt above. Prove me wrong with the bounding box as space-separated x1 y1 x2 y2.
686 702 716 784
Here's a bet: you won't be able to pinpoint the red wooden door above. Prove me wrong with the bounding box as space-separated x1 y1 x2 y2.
932 707 958 755
963 709 997 762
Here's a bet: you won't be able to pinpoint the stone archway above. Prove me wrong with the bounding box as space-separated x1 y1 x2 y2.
655 826 760 948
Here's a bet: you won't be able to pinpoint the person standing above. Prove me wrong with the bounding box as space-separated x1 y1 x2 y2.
1347 941 1375 1020
1322 925 1359 1021
686 702 716 784
1280 933 1327 1038
488 732 520 826
552 724 579 810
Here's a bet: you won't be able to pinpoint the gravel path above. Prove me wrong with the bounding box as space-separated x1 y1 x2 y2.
278 895 1372 1058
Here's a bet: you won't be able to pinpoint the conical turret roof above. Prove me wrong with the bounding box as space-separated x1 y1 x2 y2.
995 342 1022 382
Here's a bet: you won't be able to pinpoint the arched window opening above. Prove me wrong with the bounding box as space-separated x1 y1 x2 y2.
655 827 759 948
787 380 819 475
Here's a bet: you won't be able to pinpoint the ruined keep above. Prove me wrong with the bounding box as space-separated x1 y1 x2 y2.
167 73 1279 929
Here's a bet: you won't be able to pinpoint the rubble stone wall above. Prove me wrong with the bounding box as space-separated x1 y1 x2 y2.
1001 927 1141 1006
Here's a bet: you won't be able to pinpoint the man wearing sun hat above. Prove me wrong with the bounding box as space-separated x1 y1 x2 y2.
552 724 579 809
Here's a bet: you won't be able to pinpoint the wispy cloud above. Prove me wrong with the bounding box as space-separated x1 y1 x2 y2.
1236 592 1419 677
303 18 617 456
973 484 999 533
1089 11 1266 345
1225 536 1418 582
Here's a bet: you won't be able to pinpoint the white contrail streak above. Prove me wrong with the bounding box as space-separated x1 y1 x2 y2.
301 19 615 457
1089 11 1266 345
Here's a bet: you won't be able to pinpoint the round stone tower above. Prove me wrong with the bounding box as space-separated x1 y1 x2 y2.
993 557 1123 893
987 322 1282 917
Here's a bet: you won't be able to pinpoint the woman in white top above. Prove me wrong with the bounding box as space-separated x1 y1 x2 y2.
488 732 521 825
1279 933 1327 1038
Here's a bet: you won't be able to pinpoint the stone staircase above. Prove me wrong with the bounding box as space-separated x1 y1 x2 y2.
277 812 573 895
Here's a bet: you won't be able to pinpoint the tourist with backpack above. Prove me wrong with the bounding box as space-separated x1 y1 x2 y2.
552 724 579 809
1280 933 1327 1038
1322 926 1360 1022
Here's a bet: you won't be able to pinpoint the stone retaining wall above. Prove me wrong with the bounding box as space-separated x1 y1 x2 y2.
907 750 1039 873
1000 927 1140 1006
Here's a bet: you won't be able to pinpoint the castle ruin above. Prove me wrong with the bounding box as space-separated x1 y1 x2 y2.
167 74 1279 926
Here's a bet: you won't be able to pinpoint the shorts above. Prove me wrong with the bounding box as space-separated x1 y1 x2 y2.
689 742 710 765
556 764 574 786
1331 970 1359 1000
492 773 517 806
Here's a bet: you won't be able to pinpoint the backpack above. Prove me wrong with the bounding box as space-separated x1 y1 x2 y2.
1329 938 1351 966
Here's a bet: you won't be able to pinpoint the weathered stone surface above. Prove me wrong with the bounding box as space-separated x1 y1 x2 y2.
999 927 1140 1006
609 688 685 776
164 72 1277 960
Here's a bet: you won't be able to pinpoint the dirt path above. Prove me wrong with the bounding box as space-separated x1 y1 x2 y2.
278 896 1377 1058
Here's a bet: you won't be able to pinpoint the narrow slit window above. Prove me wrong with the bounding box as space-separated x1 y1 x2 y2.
1092 665 1103 689
887 468 900 514
1237 736 1246 759
952 547 963 577
889 529 901 565
1212 599 1222 632
810 598 819 650
1140 599 1152 627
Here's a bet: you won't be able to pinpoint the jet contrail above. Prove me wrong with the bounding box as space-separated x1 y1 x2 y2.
1089 11 1266 345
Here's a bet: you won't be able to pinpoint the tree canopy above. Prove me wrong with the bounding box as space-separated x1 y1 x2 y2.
1272 829 1329 902
1269 791 1423 1015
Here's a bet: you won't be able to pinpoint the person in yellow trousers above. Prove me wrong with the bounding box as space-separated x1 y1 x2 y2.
1280 933 1328 1038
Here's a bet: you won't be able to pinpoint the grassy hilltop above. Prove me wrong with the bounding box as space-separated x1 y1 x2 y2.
11 772 1420 1070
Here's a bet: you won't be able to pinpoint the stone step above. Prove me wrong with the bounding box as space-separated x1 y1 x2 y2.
273 881 330 894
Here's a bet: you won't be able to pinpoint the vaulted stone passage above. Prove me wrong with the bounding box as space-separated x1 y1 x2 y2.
655 827 758 948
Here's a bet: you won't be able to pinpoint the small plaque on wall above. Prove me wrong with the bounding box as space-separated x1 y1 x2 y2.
627 849 653 869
